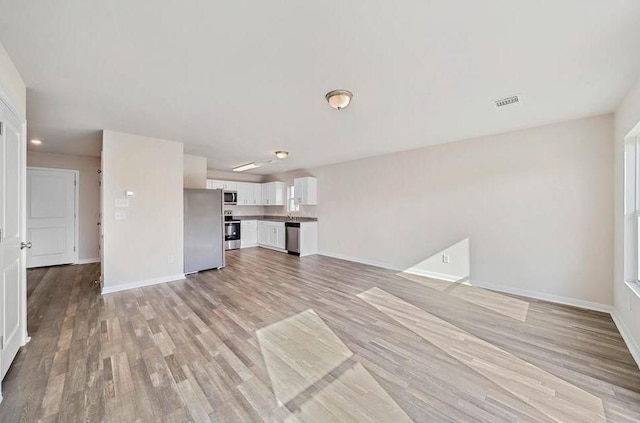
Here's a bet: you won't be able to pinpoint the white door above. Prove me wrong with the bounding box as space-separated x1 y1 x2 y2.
26 168 76 268
0 100 27 380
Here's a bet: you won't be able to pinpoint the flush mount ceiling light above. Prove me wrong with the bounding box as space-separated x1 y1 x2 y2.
325 90 353 110
30 139 42 145
233 162 262 172
275 151 289 159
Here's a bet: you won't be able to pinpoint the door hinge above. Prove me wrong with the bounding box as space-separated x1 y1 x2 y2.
0 122 3 135
73 246 76 252
0 335 4 349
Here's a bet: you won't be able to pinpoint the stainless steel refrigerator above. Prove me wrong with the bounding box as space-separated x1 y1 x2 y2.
184 188 225 273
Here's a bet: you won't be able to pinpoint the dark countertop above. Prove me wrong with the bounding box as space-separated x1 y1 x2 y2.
233 215 318 223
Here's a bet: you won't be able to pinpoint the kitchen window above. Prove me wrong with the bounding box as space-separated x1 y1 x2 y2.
288 185 299 212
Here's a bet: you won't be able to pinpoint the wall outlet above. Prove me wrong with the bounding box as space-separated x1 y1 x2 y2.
115 198 129 207
168 255 174 264
442 255 450 264
115 211 126 220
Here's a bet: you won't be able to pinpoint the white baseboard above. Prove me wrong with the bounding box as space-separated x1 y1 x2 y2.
75 258 101 265
258 245 288 254
403 268 463 283
464 278 613 314
102 273 186 294
611 309 640 369
318 251 400 271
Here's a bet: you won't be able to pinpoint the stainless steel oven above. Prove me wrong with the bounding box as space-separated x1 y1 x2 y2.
224 220 241 250
224 191 237 205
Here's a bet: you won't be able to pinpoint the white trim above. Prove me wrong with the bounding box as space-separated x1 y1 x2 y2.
258 245 288 254
463 278 613 314
403 268 462 283
75 258 100 265
0 84 24 121
318 251 399 271
101 273 186 294
26 167 80 265
611 309 640 369
625 280 640 300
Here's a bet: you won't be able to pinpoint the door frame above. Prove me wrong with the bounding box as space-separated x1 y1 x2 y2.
26 166 80 265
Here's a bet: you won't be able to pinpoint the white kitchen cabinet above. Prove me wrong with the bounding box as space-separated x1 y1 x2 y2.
237 182 264 206
257 223 269 245
294 177 317 205
252 183 263 205
262 182 285 206
298 222 318 256
236 182 253 205
206 179 221 189
275 226 286 249
241 220 258 248
206 179 237 191
257 221 286 250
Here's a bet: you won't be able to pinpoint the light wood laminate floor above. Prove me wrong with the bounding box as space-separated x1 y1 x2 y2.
1 248 639 422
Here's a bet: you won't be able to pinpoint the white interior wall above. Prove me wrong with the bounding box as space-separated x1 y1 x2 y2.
26 151 101 261
0 41 25 118
101 130 184 293
207 169 264 183
275 115 614 308
184 154 207 189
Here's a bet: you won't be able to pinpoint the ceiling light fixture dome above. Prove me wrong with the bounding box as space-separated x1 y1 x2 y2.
275 151 289 159
325 90 353 110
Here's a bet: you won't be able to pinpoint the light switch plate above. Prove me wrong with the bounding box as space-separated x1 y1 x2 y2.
115 198 129 207
115 211 126 220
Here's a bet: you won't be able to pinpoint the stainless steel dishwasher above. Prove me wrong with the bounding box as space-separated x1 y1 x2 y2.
285 222 300 255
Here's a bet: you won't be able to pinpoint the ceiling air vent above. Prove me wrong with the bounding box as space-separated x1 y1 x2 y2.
493 95 520 108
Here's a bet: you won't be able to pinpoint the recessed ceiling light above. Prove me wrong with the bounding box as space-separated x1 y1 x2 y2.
325 90 353 110
275 151 289 159
30 139 42 145
233 162 262 172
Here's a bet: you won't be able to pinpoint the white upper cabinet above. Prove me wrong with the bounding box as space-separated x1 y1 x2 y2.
262 181 285 206
237 182 265 205
236 182 253 205
206 179 221 189
206 179 237 191
294 177 317 205
207 179 285 206
252 183 263 206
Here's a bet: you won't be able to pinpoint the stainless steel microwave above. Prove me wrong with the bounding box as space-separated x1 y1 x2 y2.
224 191 237 205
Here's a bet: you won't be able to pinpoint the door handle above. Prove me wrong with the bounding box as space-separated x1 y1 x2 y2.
20 242 32 250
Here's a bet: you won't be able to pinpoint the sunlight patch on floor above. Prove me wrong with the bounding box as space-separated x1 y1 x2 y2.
257 308 413 422
358 288 605 423
449 282 529 322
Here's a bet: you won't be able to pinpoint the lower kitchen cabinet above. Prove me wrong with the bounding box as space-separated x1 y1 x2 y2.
240 220 257 248
257 221 286 250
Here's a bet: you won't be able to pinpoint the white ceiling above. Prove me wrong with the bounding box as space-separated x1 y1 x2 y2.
1 1 640 174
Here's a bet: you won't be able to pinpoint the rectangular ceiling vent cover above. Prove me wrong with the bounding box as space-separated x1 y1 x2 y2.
494 95 520 108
